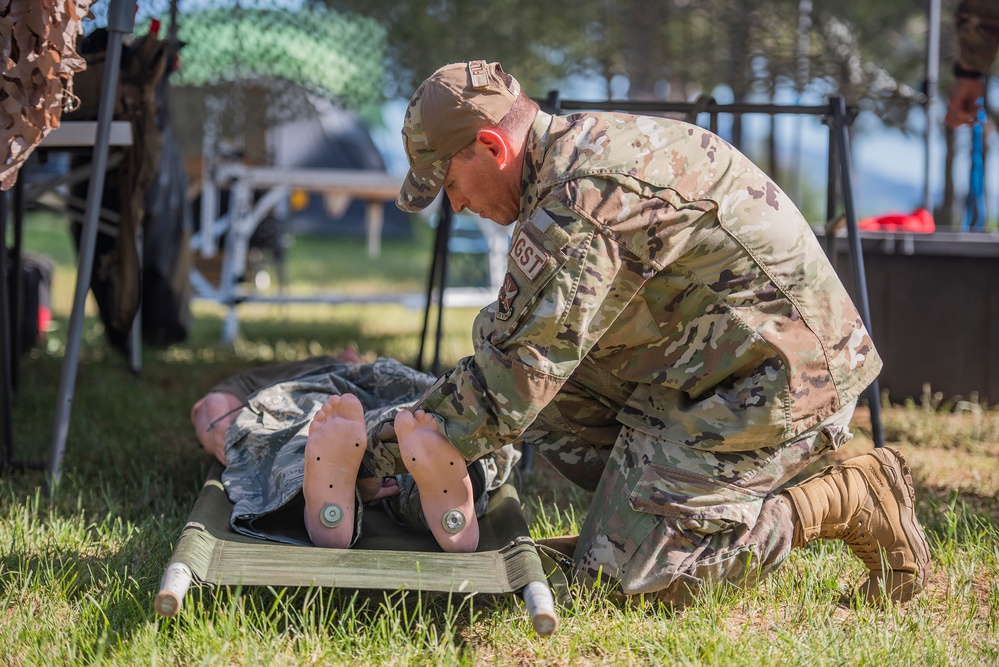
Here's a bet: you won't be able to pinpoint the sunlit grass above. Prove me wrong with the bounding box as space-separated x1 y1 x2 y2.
2 211 998 665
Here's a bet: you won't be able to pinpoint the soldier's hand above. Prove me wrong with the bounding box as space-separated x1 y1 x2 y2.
946 76 985 128
359 476 399 503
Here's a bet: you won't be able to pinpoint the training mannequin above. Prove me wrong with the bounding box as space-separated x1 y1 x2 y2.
190 354 518 553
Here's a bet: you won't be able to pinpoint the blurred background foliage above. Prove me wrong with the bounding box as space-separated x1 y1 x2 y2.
98 0 977 224
128 0 954 126
168 5 386 111
322 0 941 127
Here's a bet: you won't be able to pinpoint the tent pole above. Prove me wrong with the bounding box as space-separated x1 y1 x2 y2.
47 0 136 488
924 0 941 210
417 196 450 373
431 200 453 376
830 96 885 448
1 190 12 468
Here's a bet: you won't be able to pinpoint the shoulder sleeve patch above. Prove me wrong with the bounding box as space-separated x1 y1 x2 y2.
509 228 549 280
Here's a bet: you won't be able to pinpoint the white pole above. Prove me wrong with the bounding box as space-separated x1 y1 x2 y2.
925 0 941 211
522 580 558 636
155 562 194 616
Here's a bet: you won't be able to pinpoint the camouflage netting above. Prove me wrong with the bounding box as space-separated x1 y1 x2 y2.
0 0 94 190
158 3 386 114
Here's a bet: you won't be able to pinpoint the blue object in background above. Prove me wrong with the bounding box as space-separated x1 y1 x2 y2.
963 98 988 232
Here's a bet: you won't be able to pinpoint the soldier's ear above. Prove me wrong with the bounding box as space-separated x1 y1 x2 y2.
476 128 511 168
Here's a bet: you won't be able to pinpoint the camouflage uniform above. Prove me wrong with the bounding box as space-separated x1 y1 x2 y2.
216 357 517 545
955 0 999 74
378 106 883 603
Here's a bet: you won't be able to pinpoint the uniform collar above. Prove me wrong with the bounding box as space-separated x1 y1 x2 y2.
518 110 555 220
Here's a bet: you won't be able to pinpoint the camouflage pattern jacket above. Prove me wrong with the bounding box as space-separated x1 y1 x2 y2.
956 0 999 74
367 110 882 478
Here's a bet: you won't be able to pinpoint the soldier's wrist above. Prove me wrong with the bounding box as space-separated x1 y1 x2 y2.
954 61 985 80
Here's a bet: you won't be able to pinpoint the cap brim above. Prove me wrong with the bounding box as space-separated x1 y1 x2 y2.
396 161 448 212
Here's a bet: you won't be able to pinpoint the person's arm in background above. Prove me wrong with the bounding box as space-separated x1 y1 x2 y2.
946 0 999 128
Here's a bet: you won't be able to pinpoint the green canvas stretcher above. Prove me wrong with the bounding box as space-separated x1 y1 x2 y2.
155 462 560 635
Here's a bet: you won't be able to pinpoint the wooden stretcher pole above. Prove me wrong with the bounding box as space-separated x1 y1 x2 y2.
522 580 558 636
155 562 194 617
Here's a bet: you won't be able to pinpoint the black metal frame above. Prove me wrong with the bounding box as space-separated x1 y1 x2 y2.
1 174 46 473
415 195 454 376
1 0 137 483
417 92 885 448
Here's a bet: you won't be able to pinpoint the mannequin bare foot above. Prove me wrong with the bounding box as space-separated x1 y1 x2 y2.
190 392 243 464
395 410 479 553
335 347 364 365
303 394 368 548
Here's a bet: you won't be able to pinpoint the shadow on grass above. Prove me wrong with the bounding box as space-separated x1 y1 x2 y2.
0 516 179 651
166 582 519 654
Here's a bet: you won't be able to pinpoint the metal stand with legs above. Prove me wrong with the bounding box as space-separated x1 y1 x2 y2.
1 175 46 471
1 188 17 469
46 0 137 487
416 195 453 376
826 96 885 447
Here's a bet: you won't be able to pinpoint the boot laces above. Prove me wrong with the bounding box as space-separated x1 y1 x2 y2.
840 509 883 570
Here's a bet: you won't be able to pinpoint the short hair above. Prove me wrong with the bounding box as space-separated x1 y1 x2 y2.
451 91 539 163
499 91 540 136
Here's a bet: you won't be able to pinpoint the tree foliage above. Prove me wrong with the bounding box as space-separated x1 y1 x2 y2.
319 0 588 96
134 1 386 113
322 0 951 128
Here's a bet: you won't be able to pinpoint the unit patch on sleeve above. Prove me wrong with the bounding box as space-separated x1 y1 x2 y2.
509 228 549 280
496 272 519 321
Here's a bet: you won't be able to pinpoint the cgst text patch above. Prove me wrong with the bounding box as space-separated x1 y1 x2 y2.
509 229 549 280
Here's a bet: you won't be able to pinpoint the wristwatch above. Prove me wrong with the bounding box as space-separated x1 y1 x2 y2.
953 61 985 80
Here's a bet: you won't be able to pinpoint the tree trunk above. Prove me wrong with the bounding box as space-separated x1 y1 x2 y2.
941 125 955 228
725 0 755 150
623 0 670 100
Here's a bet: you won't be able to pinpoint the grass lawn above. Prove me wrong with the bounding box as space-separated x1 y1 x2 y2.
1 213 998 665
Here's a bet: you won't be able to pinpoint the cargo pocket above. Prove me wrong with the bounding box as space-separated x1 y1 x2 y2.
615 464 767 599
628 464 765 536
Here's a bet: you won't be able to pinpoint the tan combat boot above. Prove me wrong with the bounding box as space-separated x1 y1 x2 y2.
782 446 931 603
536 535 579 560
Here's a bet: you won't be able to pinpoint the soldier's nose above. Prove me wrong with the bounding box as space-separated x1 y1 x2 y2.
450 196 467 213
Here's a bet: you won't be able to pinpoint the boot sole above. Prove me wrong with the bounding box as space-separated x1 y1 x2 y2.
870 446 932 601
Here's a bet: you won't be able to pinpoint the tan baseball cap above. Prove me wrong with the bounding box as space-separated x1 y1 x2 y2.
396 60 521 212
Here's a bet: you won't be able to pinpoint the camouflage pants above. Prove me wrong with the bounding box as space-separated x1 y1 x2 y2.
527 387 856 606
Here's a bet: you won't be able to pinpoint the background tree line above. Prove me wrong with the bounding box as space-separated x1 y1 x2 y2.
323 0 936 117
323 0 980 225
135 0 978 226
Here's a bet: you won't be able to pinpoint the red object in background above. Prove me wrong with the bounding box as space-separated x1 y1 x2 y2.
38 306 51 336
150 18 161 37
858 207 935 233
